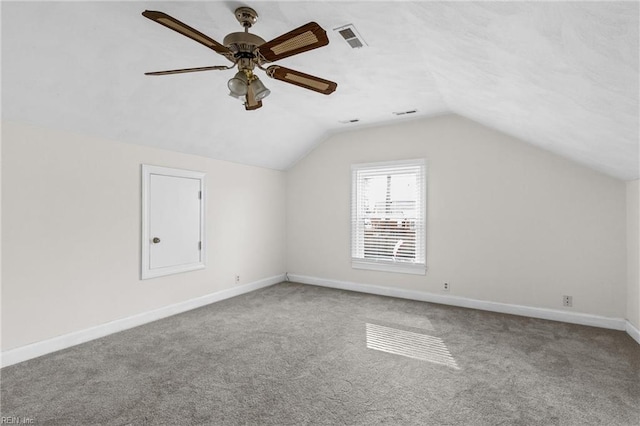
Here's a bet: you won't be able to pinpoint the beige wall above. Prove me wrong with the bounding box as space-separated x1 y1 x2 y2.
1 121 286 351
2 114 633 353
287 114 627 318
627 180 640 329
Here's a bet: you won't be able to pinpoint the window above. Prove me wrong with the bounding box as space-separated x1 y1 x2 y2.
351 159 426 274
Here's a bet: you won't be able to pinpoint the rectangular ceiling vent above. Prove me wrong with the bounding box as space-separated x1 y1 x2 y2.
334 24 367 49
393 109 418 116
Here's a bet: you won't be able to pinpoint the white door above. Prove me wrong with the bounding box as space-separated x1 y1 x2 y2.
149 174 201 268
142 165 206 279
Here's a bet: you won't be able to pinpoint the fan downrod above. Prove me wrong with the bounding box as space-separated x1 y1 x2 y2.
235 7 258 29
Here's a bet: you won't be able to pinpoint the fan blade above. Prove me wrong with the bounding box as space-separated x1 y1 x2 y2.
245 84 263 110
145 65 230 76
266 65 337 95
142 10 232 57
257 22 329 62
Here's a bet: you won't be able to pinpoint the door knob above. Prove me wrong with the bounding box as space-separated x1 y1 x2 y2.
152 237 161 244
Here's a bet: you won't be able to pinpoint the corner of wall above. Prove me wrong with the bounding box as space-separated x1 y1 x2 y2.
627 179 640 330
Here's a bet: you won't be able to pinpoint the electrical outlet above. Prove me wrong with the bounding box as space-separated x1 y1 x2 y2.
443 282 450 292
235 275 240 283
563 295 572 307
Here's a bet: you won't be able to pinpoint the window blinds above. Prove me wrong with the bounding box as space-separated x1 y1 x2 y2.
351 160 426 272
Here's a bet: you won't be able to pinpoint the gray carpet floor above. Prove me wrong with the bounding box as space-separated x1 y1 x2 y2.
1 282 639 425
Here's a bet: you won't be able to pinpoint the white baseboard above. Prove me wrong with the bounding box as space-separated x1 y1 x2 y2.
626 321 640 345
1 274 285 368
288 274 630 333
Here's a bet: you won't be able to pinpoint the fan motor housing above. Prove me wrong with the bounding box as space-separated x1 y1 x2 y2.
223 32 266 70
223 32 266 52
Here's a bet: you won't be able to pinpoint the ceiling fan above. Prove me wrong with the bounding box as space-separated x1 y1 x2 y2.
142 7 338 110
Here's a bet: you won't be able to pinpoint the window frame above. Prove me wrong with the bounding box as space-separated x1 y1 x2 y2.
351 159 427 275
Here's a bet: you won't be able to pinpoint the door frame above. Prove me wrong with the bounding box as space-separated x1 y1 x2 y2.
141 164 206 279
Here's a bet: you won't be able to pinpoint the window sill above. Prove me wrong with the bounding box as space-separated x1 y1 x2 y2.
351 259 426 275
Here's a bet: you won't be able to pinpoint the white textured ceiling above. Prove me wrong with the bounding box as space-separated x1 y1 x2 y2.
2 1 638 179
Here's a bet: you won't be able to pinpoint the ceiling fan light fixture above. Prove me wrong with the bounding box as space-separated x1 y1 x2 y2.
227 71 249 96
250 77 271 101
142 9 338 110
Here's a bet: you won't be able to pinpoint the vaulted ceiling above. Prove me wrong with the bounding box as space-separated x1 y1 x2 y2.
2 1 638 180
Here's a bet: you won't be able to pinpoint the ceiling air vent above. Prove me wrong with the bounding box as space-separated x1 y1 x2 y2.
393 109 418 116
339 118 360 124
334 24 367 48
